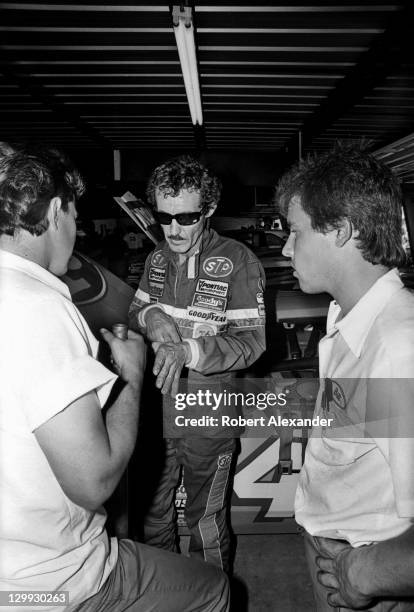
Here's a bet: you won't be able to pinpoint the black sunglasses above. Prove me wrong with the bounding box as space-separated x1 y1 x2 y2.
154 211 203 226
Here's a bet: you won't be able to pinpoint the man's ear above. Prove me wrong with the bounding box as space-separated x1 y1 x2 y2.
335 219 353 247
47 196 63 230
204 204 217 219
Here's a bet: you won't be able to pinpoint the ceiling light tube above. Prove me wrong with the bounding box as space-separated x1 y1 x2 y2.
183 21 203 124
172 6 203 126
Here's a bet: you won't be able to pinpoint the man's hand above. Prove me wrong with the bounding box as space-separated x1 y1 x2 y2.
152 341 190 397
316 538 374 609
145 308 181 343
101 328 146 387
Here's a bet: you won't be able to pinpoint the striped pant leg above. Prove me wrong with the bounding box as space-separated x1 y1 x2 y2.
180 437 237 573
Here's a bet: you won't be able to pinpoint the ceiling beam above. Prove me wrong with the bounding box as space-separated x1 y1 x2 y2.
0 51 112 150
284 2 414 160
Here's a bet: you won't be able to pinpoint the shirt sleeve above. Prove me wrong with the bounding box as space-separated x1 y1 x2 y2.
11 297 117 433
189 254 266 375
368 335 414 518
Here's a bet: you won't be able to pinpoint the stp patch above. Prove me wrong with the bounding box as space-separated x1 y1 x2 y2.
217 453 232 469
202 256 234 278
151 250 167 268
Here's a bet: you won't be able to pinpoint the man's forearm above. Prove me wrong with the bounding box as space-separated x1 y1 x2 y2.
99 377 143 500
190 329 266 375
346 527 414 598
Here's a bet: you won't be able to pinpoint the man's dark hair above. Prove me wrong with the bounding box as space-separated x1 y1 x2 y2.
275 142 405 267
146 155 221 214
0 143 85 237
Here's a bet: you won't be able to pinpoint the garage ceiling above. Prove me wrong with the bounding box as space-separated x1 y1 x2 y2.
1 1 414 179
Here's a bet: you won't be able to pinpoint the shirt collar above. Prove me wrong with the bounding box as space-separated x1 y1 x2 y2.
0 249 72 299
326 268 403 358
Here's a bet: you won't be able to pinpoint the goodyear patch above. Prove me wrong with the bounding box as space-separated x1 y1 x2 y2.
151 250 167 268
193 322 217 338
187 306 227 325
196 278 229 298
192 292 227 312
149 267 166 283
217 453 232 469
149 282 164 297
202 256 234 278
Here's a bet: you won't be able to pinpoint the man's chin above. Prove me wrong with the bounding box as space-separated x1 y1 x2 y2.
49 254 73 277
297 279 323 295
52 264 69 277
167 240 188 253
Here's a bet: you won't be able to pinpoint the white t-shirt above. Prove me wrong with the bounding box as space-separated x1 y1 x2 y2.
295 269 414 546
0 251 118 610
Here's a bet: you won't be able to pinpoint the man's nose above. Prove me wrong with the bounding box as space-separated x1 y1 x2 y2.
282 234 294 258
170 218 180 234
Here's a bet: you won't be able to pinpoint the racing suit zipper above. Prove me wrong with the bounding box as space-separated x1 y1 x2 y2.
173 259 182 302
174 252 198 302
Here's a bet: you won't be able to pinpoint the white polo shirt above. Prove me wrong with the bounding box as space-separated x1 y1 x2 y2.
295 269 414 546
0 251 118 610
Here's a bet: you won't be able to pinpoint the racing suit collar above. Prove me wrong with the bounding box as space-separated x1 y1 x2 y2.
162 228 217 279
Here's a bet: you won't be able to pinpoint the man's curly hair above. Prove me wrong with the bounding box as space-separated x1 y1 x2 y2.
146 155 221 214
0 142 85 237
274 142 405 268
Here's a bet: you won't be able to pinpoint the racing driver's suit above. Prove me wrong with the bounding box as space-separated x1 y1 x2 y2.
129 228 266 572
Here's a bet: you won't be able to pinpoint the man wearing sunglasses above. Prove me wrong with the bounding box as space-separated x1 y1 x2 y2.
129 155 266 573
0 144 230 612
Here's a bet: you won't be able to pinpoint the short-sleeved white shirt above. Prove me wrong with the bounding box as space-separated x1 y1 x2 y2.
295 269 414 546
0 250 118 609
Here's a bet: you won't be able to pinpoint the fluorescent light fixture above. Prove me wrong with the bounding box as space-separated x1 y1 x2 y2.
113 149 121 181
172 5 203 126
374 132 414 180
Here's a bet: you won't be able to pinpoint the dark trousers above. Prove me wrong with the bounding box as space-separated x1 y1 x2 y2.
73 539 229 612
143 437 236 573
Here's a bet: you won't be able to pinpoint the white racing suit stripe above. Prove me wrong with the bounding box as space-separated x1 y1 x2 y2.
197 452 233 569
134 288 150 303
226 307 261 320
134 300 262 326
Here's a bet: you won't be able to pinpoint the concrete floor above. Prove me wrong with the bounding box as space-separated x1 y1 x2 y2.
231 534 315 611
181 533 315 611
